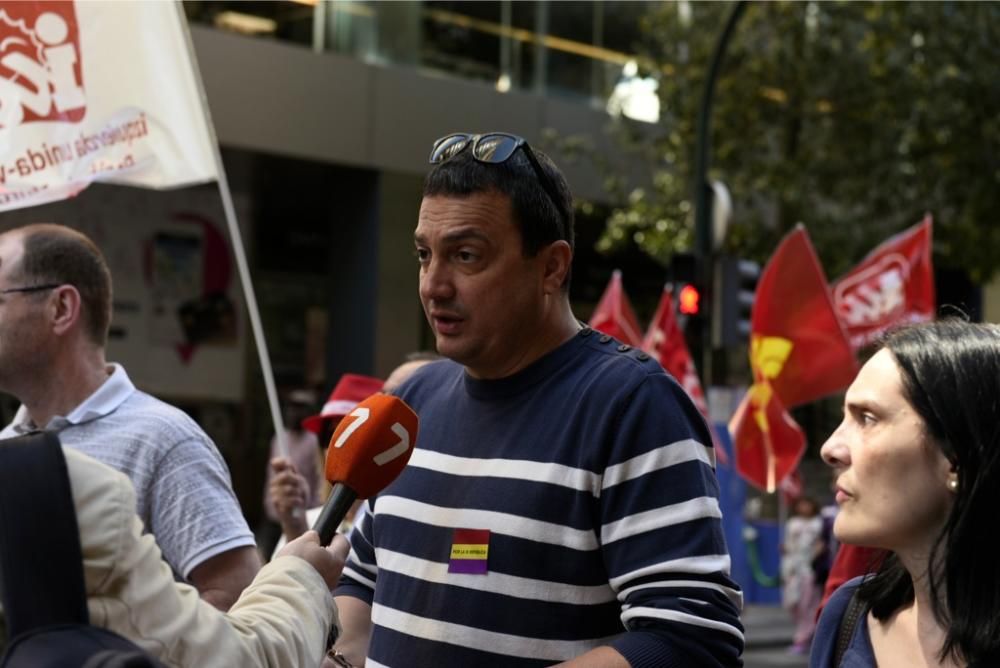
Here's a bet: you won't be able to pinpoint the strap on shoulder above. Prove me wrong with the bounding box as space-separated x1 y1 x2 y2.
833 586 866 667
0 432 89 636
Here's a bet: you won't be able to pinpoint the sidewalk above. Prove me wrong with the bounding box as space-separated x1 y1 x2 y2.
741 604 809 668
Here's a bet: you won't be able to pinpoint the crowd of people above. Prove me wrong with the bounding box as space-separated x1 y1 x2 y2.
1 132 998 668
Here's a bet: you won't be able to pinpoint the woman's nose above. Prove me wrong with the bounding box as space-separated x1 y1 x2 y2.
820 423 850 469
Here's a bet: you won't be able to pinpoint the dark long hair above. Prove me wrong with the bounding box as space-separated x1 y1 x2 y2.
857 320 1000 665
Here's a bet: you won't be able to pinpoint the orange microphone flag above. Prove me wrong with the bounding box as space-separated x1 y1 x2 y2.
730 225 858 491
589 269 643 347
832 215 935 352
642 286 728 466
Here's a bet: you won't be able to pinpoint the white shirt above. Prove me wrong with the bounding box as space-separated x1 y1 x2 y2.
1 364 254 577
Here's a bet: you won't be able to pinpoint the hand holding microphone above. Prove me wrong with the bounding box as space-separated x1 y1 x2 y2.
313 393 419 546
276 531 350 590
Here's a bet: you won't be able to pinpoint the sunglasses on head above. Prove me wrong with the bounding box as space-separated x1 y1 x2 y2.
429 132 570 227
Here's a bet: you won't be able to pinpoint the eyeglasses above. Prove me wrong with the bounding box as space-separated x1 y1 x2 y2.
0 283 61 296
429 132 570 227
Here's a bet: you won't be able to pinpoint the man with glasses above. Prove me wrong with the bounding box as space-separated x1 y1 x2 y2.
0 223 260 611
332 134 743 667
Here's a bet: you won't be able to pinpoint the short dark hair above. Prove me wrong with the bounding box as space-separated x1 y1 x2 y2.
422 143 575 289
14 224 113 346
858 320 1000 665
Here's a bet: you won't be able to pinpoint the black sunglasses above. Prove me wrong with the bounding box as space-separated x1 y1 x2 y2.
0 283 62 296
429 132 570 227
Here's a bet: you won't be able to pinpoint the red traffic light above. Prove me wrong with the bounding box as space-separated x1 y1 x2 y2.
678 283 701 315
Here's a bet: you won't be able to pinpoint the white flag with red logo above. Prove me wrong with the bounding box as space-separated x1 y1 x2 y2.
0 1 217 212
641 285 727 465
832 216 935 351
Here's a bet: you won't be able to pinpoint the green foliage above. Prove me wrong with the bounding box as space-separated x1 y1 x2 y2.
592 1 1000 282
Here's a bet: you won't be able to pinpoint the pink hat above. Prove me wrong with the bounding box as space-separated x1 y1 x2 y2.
301 373 384 434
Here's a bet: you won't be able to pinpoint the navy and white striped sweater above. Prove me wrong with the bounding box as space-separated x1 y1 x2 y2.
336 329 744 667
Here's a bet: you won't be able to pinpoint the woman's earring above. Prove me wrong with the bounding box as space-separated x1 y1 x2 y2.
947 477 959 492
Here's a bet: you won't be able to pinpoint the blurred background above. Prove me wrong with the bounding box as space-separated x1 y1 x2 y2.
3 4 997 659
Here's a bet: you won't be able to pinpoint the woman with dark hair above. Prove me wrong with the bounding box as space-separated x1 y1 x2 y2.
810 320 1000 668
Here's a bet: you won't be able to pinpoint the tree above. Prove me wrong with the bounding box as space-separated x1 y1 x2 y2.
587 1 1000 283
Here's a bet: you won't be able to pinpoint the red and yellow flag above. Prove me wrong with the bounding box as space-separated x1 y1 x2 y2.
730 375 806 492
748 225 858 409
731 225 858 491
589 269 643 347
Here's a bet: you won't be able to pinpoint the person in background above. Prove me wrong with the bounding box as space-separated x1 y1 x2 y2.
381 351 442 394
268 373 384 550
0 223 258 610
811 321 1000 667
301 374 386 455
269 355 439 554
782 496 825 655
258 388 323 557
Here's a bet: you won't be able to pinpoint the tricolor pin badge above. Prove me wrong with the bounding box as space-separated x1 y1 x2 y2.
448 528 490 575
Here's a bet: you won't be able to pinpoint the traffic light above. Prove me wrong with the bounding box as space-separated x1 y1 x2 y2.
678 283 702 316
713 255 760 348
669 253 706 319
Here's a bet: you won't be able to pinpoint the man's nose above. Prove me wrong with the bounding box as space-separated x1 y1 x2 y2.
420 258 455 303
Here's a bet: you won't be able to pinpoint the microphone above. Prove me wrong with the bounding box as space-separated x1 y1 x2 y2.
312 393 419 545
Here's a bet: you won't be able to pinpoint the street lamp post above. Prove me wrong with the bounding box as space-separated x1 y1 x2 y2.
693 0 748 383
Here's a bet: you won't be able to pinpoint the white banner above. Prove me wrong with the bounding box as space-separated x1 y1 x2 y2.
0 0 217 212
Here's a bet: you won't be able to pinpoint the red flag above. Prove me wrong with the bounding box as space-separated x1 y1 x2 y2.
642 286 728 465
832 215 935 351
730 379 806 492
730 225 857 491
589 270 643 347
750 225 858 409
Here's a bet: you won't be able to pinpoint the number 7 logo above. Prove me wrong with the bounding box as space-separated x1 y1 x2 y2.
374 424 410 466
332 406 412 467
333 407 369 449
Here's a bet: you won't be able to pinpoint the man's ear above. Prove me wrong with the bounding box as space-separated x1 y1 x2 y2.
50 285 83 336
540 240 573 294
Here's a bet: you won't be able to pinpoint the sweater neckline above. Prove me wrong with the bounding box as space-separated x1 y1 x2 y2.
462 328 592 400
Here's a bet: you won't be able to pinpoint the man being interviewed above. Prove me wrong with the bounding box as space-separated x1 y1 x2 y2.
332 133 744 667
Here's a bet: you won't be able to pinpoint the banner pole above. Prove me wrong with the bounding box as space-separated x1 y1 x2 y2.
174 4 288 459
762 421 776 494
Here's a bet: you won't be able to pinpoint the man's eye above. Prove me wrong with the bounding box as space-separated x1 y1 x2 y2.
414 248 430 263
456 250 478 263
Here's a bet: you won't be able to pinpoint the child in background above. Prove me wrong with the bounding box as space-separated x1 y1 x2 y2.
782 496 825 654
